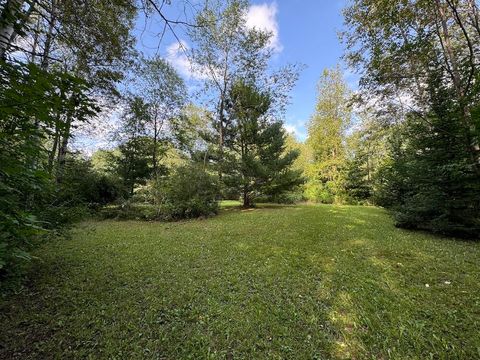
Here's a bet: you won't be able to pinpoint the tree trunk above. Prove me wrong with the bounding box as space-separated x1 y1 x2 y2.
218 95 225 180
30 15 41 62
56 112 72 183
48 127 59 172
0 0 25 59
242 185 250 208
41 0 57 70
153 113 158 176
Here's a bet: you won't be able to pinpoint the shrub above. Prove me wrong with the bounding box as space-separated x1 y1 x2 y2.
156 164 220 220
304 180 334 203
100 202 158 221
58 157 123 208
255 191 304 204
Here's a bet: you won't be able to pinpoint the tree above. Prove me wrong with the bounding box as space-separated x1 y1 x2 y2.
132 56 186 176
375 69 480 237
306 67 351 203
112 97 153 195
189 0 300 178
0 61 99 273
343 115 389 203
284 133 310 175
343 0 480 237
223 80 303 207
1 0 138 181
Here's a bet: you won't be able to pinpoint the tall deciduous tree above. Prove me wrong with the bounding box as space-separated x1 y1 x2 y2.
306 67 351 203
112 97 153 194
133 56 186 176
344 115 389 203
343 0 480 172
188 0 300 178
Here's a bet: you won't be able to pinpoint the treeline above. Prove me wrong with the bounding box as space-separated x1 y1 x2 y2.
297 1 480 238
0 0 303 277
1 0 479 281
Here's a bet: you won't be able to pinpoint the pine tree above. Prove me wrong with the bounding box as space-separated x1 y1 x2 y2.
375 69 480 238
223 80 303 207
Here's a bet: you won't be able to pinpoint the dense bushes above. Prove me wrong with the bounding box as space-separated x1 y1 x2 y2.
0 62 99 279
155 164 219 219
102 164 220 221
59 157 124 208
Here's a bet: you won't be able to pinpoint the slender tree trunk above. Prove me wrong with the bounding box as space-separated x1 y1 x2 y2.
0 0 25 59
218 94 225 180
30 14 41 62
48 127 59 172
41 0 56 70
153 113 158 176
242 186 250 208
240 139 250 208
56 112 72 183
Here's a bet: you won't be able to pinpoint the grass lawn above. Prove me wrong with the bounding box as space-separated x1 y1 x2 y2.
1 204 479 359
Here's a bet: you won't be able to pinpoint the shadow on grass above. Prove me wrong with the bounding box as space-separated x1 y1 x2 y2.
1 204 478 359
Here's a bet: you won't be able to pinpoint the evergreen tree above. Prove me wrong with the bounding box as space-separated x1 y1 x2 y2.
223 80 303 207
344 0 480 237
189 0 301 179
375 70 480 238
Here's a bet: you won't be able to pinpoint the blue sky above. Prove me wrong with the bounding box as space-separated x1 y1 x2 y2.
137 0 356 141
265 0 355 140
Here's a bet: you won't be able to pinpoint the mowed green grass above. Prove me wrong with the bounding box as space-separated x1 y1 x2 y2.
1 204 479 359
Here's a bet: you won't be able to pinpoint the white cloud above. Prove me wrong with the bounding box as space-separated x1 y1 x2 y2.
284 122 306 141
284 124 297 134
245 2 283 53
165 40 209 80
165 40 195 78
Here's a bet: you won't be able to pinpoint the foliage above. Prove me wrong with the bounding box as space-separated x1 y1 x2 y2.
113 136 156 195
223 80 303 207
344 116 389 204
58 156 123 208
111 97 156 194
188 0 302 178
129 56 187 175
0 60 99 276
305 67 351 203
100 203 159 221
374 86 480 237
155 164 220 219
343 0 480 237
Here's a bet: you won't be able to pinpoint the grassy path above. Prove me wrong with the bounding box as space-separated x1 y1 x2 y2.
1 204 479 359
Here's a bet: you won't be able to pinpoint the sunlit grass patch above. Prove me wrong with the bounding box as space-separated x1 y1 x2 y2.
1 204 479 359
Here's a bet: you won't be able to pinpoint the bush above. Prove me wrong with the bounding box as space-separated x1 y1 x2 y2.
100 202 159 221
156 164 220 220
304 180 335 203
99 165 220 221
255 191 304 204
58 157 123 208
